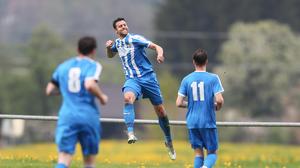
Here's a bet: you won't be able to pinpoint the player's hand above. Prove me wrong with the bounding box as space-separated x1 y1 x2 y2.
100 94 108 105
157 55 164 64
105 40 114 48
215 102 220 111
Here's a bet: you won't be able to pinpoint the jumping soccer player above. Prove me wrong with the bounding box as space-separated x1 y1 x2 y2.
105 17 176 160
46 36 108 168
176 48 224 168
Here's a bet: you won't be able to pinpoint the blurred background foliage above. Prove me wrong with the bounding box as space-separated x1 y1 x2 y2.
1 0 300 144
216 20 300 117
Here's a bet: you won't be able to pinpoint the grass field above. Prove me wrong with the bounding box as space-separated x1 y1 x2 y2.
1 140 300 168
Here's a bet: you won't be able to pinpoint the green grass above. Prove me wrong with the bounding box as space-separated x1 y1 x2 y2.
0 159 188 168
1 140 300 168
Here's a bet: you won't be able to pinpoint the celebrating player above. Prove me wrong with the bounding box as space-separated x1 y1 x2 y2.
176 49 224 168
46 36 108 168
105 17 176 160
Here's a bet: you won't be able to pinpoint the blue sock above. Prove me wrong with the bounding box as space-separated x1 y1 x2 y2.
194 156 204 168
124 103 135 132
203 153 217 168
158 116 172 142
55 163 67 168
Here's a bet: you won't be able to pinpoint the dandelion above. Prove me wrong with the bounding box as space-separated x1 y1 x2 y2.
184 163 193 168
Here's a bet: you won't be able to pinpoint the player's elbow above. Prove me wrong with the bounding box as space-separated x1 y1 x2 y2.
85 79 99 93
45 83 55 96
45 89 51 96
176 97 184 108
85 82 94 92
175 101 181 107
108 54 115 58
106 50 116 58
107 52 113 58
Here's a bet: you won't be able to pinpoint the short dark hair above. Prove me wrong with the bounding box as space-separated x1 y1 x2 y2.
193 48 208 66
78 36 97 55
113 17 126 29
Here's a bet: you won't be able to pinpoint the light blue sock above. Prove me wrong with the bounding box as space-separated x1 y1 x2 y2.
194 156 204 168
203 153 217 168
55 163 67 168
158 116 172 142
124 103 135 132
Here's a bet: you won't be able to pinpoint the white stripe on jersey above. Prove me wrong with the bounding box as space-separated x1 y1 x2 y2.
124 55 134 78
121 61 129 76
129 41 141 77
94 62 102 80
214 75 224 95
178 92 186 97
116 39 129 76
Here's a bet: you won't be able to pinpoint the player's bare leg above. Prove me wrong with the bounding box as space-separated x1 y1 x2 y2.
83 155 96 168
56 152 72 168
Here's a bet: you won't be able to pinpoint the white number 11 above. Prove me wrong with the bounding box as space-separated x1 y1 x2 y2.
191 81 205 101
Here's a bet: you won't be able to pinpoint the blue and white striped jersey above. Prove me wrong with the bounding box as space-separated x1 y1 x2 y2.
52 57 102 124
111 33 153 79
178 71 224 129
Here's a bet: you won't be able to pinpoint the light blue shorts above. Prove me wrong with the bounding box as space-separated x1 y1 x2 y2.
55 121 101 156
122 73 163 105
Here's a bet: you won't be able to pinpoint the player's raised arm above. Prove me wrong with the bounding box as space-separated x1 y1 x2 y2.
105 40 117 58
45 82 60 96
215 93 224 111
149 42 164 64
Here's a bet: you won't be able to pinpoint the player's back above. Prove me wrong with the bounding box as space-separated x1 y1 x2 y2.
181 72 223 128
54 57 102 123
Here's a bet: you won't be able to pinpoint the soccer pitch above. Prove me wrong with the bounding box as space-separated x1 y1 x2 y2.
1 140 300 168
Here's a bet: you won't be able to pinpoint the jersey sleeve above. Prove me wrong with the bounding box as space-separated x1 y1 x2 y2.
111 42 118 52
85 62 103 81
132 35 151 48
213 75 224 95
178 78 187 97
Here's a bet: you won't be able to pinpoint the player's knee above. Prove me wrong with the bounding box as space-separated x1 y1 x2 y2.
194 148 204 156
154 105 166 117
157 110 165 117
124 94 134 104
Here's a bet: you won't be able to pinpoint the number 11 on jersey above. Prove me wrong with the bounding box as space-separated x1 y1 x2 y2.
191 81 205 101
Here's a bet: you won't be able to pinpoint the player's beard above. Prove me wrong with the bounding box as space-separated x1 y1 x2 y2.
118 29 128 38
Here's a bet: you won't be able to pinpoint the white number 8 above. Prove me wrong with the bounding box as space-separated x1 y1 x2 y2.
68 67 81 93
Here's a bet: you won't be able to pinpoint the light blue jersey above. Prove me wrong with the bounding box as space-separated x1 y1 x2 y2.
178 71 224 129
52 56 102 155
111 33 153 79
52 57 102 124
